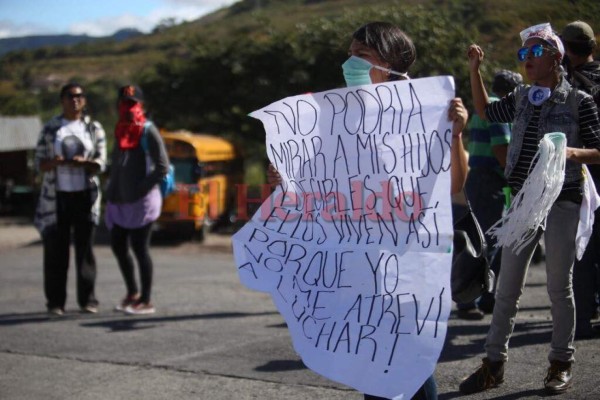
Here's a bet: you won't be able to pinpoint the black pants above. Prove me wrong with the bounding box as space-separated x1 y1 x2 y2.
573 208 600 321
110 223 154 303
43 191 97 310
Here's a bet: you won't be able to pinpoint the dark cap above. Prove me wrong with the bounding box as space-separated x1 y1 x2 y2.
562 21 596 44
492 69 523 96
118 85 144 102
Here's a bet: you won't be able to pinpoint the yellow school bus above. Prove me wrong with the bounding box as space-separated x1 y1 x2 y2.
158 130 242 240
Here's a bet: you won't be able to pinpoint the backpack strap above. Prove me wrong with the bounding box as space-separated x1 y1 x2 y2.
139 121 153 153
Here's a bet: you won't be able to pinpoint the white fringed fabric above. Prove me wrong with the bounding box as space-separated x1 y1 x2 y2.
487 132 566 254
576 166 600 260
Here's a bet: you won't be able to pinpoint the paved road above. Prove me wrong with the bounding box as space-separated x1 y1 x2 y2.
0 217 599 399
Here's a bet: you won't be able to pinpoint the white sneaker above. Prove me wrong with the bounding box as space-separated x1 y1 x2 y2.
48 307 64 317
124 302 155 315
80 305 98 314
114 294 140 312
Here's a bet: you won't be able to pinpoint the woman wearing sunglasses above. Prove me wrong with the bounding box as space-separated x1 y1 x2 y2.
460 23 600 395
34 82 107 316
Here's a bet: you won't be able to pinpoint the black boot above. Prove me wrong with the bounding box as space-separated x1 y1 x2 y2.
459 357 505 394
544 360 572 394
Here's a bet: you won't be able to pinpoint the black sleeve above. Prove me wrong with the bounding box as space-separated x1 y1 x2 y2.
578 95 600 150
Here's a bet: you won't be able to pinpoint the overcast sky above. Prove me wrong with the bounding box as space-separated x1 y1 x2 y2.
0 0 238 38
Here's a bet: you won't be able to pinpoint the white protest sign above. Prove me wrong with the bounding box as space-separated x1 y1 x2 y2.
233 76 455 399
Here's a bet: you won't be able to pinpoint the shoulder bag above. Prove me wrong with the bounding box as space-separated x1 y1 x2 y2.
451 193 495 304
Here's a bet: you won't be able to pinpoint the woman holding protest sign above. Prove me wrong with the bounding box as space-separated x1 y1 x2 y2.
459 23 600 395
267 21 469 400
270 21 468 196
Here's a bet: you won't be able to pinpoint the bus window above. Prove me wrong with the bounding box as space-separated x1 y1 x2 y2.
170 158 197 184
158 130 242 241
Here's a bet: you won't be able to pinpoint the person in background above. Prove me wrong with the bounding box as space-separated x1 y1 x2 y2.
105 85 169 315
561 20 600 339
34 82 107 316
460 23 600 395
269 21 470 400
456 69 523 320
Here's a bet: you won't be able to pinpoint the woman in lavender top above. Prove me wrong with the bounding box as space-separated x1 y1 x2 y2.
105 85 169 315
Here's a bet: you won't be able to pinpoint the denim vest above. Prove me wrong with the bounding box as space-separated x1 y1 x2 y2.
505 77 585 186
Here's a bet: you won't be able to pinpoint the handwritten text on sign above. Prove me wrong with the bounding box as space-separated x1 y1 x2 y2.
233 76 455 399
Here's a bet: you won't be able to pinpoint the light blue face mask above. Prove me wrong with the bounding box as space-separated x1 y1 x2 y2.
528 86 552 106
341 55 408 87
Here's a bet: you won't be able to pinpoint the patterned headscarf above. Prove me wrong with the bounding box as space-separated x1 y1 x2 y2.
520 23 565 60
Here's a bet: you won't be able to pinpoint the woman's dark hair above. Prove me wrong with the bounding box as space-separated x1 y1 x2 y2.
352 21 416 81
59 82 84 99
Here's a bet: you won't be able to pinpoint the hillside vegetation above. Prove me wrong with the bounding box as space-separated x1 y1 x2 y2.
1 0 599 178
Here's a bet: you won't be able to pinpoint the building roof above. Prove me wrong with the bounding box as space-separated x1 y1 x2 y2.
0 116 42 152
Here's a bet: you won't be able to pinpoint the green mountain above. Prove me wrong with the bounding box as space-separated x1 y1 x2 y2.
0 29 143 56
